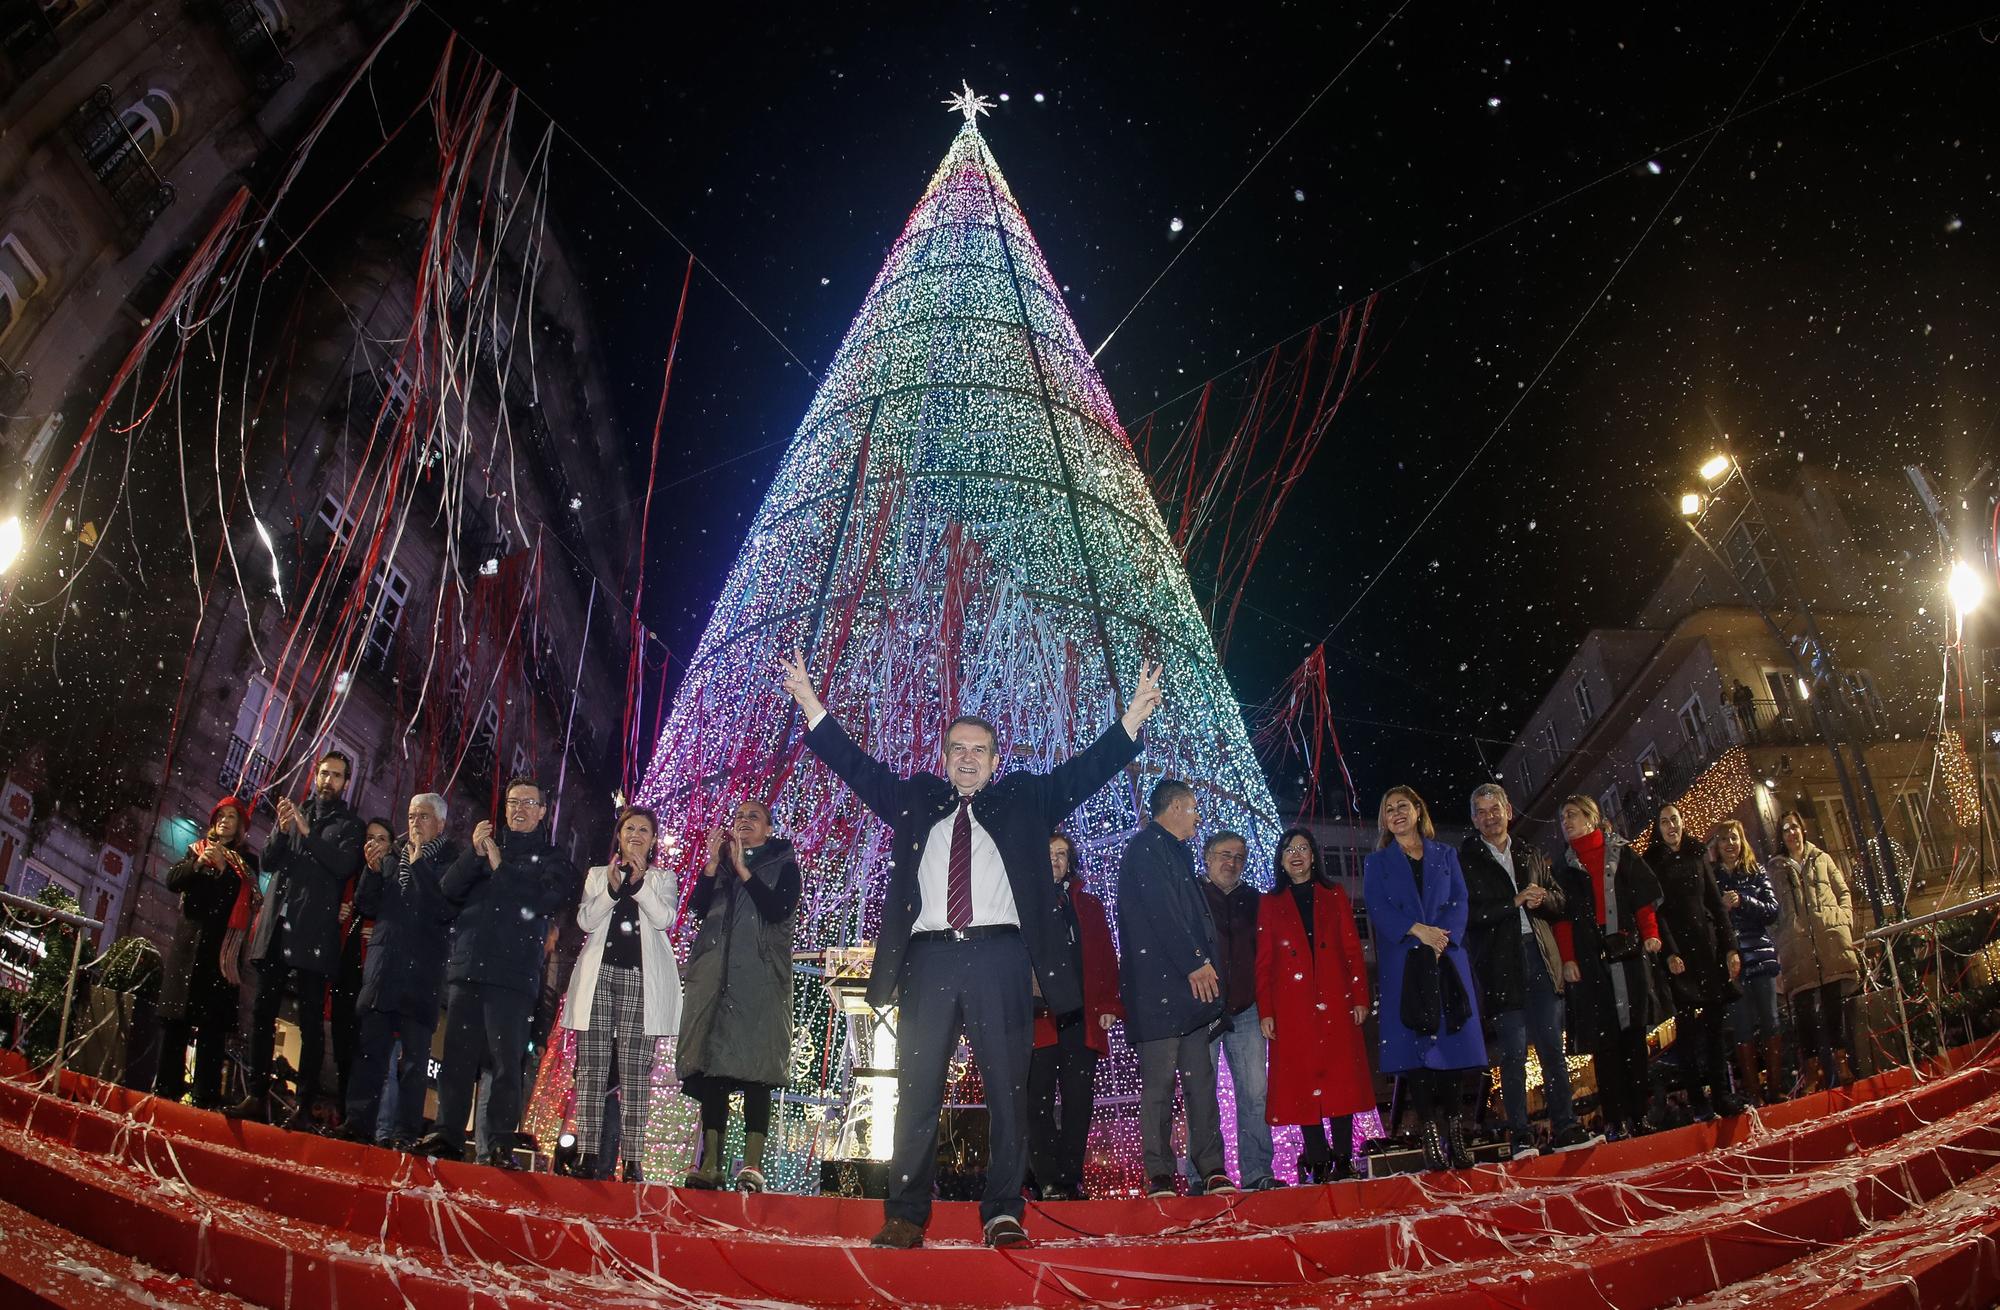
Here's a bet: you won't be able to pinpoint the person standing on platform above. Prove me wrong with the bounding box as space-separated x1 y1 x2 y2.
564 805 680 1183
1026 830 1121 1200
1709 819 1785 1103
1363 786 1486 1172
328 817 389 1120
333 794 458 1148
677 797 799 1192
1118 778 1236 1199
1769 810 1862 1092
228 752 364 1127
1645 803 1747 1118
1459 784 1594 1159
1200 829 1279 1190
1256 827 1374 1183
1552 794 1669 1141
778 650 1159 1250
155 796 259 1109
416 777 578 1166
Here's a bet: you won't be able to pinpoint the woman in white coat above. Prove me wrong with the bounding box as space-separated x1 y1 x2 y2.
563 805 681 1181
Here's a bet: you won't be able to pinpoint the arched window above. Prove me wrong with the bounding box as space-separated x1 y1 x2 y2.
118 87 180 160
0 233 49 347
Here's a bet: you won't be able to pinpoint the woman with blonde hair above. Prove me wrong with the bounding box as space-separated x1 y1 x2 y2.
1362 786 1485 1171
1552 794 1669 1140
1768 810 1861 1091
1707 818 1784 1103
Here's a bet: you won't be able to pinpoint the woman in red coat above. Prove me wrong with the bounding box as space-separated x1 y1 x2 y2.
1027 832 1124 1199
1257 827 1375 1182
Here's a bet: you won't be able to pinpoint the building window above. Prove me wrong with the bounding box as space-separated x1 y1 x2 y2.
1573 676 1595 728
1636 742 1660 787
315 493 357 545
119 87 180 160
379 361 413 423
219 676 290 796
1538 720 1561 764
1893 790 1936 878
360 561 410 674
1678 693 1714 756
0 233 49 347
1812 795 1859 855
509 743 532 783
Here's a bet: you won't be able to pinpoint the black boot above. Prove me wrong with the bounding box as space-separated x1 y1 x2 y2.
1420 1120 1448 1172
1445 1117 1475 1169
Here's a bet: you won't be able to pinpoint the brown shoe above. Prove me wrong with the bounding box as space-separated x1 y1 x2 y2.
871 1217 925 1249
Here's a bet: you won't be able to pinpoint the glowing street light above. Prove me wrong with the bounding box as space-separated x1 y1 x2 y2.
0 515 22 575
1948 559 1987 619
1680 492 1704 516
1699 454 1733 484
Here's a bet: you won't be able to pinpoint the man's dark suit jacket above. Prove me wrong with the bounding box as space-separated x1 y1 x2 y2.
805 715 1143 1014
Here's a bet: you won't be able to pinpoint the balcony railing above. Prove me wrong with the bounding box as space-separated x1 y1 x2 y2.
208 0 293 92
66 85 175 239
217 734 277 800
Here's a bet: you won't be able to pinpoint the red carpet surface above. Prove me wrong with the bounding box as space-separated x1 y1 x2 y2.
2 1044 1999 1308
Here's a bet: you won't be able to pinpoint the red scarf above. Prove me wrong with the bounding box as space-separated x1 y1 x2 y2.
1553 828 1656 963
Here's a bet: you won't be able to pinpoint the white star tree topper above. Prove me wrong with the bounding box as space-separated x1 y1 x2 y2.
943 81 994 124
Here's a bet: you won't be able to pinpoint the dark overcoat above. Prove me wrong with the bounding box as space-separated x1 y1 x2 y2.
353 838 463 1019
158 842 258 1024
441 827 578 997
250 796 364 975
1115 822 1222 1044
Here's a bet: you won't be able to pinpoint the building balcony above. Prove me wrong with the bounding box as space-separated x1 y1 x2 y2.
216 734 277 805
66 84 175 241
204 0 293 93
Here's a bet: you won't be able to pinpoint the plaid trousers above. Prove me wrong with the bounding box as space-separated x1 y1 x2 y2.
573 963 657 1163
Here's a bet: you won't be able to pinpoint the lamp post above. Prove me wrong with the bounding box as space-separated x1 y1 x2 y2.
1949 558 1991 892
1678 454 1903 924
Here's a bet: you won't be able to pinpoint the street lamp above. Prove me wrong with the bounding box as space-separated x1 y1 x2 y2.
1680 492 1704 516
1949 558 1987 623
0 515 21 575
1699 454 1733 484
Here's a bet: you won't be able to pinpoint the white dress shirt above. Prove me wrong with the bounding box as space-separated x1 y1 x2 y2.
1482 836 1532 935
805 706 1018 930
912 799 1018 930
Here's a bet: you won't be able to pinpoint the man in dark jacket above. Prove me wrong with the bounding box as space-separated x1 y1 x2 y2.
1460 783 1594 1158
1118 779 1232 1198
1199 830 1276 1189
779 651 1159 1251
416 777 577 1166
228 751 364 1127
331 792 459 1148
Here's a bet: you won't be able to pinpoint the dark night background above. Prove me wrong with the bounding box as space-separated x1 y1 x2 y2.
423 0 2000 802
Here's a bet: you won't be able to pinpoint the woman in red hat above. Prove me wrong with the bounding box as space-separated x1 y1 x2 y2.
155 796 260 1108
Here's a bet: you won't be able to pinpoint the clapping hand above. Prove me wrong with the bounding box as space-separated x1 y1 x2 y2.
275 796 307 838
471 820 500 869
703 826 727 875
1120 661 1165 738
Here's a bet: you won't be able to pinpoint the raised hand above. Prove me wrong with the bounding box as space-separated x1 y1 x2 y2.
703 825 727 875
777 648 826 720
1120 661 1165 738
363 833 389 871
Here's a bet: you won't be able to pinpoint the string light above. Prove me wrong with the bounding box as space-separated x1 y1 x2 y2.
1938 729 1982 829
630 115 1281 1194
1632 746 1758 855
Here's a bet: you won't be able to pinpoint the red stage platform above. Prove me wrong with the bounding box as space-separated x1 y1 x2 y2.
2 1043 1999 1308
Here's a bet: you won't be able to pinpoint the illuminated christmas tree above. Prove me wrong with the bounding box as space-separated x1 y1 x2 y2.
632 88 1282 1193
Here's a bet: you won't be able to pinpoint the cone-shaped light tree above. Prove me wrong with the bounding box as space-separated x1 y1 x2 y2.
635 90 1281 1191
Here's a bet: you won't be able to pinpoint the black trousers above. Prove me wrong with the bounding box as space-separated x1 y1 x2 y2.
1791 981 1850 1071
889 933 1034 1228
246 949 329 1101
1300 1115 1356 1165
1026 1017 1098 1194
432 982 533 1153
346 1006 437 1143
1675 1005 1733 1105
155 1014 230 1105
1593 1022 1651 1124
691 1076 774 1134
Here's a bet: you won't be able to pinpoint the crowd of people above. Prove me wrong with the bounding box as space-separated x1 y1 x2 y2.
147 654 1868 1251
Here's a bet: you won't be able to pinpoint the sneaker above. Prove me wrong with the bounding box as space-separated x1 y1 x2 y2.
1510 1136 1541 1161
871 1218 924 1249
1203 1173 1239 1195
1145 1175 1178 1198
1549 1123 1604 1151
983 1215 1030 1249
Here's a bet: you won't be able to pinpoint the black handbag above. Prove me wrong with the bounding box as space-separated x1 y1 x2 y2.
1400 944 1473 1036
1602 930 1641 963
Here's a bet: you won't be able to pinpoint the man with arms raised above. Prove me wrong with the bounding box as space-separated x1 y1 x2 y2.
778 650 1161 1249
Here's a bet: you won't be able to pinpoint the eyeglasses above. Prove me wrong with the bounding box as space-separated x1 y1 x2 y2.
505 797 544 810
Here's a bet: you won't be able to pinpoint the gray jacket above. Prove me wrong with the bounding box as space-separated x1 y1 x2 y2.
676 838 801 1088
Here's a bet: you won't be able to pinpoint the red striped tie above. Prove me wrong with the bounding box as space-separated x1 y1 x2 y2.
946 796 974 928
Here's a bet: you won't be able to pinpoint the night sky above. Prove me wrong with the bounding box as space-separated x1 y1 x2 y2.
426 1 2000 804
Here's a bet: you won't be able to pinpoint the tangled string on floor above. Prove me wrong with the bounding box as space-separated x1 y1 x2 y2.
3 1041 1998 1308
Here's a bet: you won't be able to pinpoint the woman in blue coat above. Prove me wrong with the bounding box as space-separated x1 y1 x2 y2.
1362 785 1486 1171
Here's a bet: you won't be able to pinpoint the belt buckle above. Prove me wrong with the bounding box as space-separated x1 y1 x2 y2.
948 927 972 943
